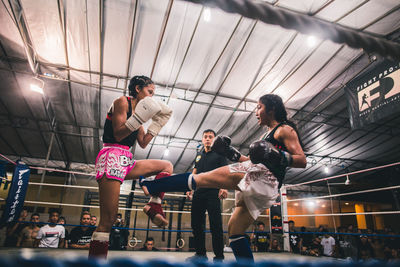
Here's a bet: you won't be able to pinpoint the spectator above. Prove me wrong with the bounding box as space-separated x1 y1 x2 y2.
35 211 65 248
337 226 352 259
58 216 68 248
321 232 335 257
17 213 40 248
269 239 281 252
370 233 385 260
139 237 159 251
384 230 400 257
358 235 373 261
252 222 269 252
288 220 300 254
109 213 129 250
4 208 29 247
299 226 312 254
308 237 323 257
90 216 97 227
69 212 95 249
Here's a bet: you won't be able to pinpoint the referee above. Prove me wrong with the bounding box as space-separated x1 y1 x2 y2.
186 129 228 262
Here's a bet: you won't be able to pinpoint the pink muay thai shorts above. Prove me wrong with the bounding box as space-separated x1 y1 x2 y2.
95 143 136 182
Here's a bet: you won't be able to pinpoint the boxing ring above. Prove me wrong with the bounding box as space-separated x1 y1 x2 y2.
2 152 400 266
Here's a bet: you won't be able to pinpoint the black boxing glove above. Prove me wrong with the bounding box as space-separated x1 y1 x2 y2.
211 135 241 162
249 140 293 169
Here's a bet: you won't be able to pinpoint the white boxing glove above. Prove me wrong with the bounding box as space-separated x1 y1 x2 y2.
147 101 173 136
125 96 161 132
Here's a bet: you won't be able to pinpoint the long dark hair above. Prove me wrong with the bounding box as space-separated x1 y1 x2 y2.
259 94 305 149
128 75 153 97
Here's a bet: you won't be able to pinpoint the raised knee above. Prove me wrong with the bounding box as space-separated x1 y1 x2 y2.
164 161 173 173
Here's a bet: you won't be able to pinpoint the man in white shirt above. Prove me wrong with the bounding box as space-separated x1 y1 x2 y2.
321 232 336 257
35 211 65 248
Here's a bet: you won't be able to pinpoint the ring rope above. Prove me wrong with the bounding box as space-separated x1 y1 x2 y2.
184 0 400 60
0 198 268 217
286 184 400 202
285 210 400 217
285 161 400 188
27 182 236 201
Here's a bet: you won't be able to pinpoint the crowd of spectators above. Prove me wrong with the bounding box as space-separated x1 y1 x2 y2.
3 209 400 261
2 209 131 250
251 220 400 262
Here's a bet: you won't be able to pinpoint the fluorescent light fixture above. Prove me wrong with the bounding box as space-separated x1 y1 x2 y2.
204 8 211 22
324 166 329 174
307 35 317 47
164 149 170 157
30 84 44 94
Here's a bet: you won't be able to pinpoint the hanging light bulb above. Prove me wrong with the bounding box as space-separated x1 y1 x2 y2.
345 175 350 185
324 166 330 174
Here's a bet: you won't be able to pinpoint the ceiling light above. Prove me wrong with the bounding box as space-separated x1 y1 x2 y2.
345 202 349 205
345 175 350 185
324 166 330 174
322 204 326 208
294 203 298 206
203 8 211 22
307 35 317 47
306 201 315 207
30 84 44 94
163 148 170 157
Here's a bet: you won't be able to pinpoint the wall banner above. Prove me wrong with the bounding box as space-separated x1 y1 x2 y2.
345 60 400 129
0 161 30 226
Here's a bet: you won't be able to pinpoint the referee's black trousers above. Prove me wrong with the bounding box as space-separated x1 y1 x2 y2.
191 194 224 258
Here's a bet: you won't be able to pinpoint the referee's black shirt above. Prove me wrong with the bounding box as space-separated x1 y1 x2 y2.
193 149 228 196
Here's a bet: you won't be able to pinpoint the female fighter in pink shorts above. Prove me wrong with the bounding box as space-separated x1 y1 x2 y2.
89 76 172 259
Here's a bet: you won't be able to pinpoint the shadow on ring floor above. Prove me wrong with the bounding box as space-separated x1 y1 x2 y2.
0 248 341 263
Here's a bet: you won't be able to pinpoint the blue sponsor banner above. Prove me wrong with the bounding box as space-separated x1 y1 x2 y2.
0 161 30 226
0 161 6 186
345 60 400 129
270 195 283 234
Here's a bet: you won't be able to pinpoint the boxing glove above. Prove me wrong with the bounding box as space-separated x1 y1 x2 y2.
211 135 241 162
125 96 161 132
147 101 173 136
249 140 292 169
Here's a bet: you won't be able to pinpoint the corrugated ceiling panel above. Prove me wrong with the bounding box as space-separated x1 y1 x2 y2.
174 8 240 90
16 128 46 158
102 0 135 76
217 111 253 136
0 71 33 118
316 0 365 22
64 0 90 72
287 46 360 110
247 34 315 98
150 1 201 84
195 107 236 140
277 0 327 14
0 126 28 156
0 2 26 57
365 10 400 35
276 40 344 102
70 82 98 127
21 0 66 65
337 0 399 29
174 147 198 173
200 18 254 94
86 0 101 73
219 24 293 99
175 103 209 138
